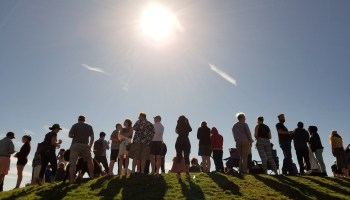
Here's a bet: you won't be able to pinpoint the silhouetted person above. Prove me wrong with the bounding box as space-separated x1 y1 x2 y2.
308 126 327 175
150 115 164 175
15 135 31 188
197 121 211 173
211 127 224 173
292 122 311 175
93 132 109 174
160 142 167 173
276 114 293 175
0 132 15 192
175 115 192 179
329 131 345 174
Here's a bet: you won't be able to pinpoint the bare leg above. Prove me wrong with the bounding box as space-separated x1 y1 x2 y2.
155 155 161 174
87 159 94 178
109 160 115 175
69 164 76 183
118 157 123 174
150 155 156 174
15 165 24 188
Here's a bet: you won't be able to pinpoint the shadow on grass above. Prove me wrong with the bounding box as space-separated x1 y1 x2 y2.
34 181 82 200
2 186 38 200
122 174 168 200
301 176 350 195
209 173 242 196
323 177 350 189
178 178 205 200
96 176 125 200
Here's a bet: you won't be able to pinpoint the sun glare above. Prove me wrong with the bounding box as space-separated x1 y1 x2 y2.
140 4 179 41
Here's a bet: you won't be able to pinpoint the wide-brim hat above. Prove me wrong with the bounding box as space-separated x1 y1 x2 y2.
6 132 15 139
49 124 62 130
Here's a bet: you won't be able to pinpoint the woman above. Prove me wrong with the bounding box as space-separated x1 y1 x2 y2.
197 121 211 173
254 116 277 174
175 115 192 179
108 123 122 176
329 131 345 174
211 127 224 173
308 126 327 175
15 135 31 188
118 119 133 175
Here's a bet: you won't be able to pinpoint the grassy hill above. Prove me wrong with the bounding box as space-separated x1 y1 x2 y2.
1 173 349 200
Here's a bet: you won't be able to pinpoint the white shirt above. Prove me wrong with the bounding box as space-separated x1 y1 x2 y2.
152 122 164 141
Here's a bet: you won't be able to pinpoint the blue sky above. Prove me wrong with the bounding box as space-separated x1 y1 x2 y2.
1 0 349 191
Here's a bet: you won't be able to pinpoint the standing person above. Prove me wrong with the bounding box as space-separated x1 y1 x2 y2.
39 124 62 184
93 132 110 175
329 130 345 174
160 142 167 173
31 143 43 185
254 117 278 174
175 115 192 179
0 132 16 192
210 127 224 173
131 113 154 174
292 122 311 175
232 112 253 174
109 123 122 176
118 119 133 175
276 114 293 175
308 126 327 175
197 121 211 173
14 135 32 188
68 115 94 183
150 115 164 176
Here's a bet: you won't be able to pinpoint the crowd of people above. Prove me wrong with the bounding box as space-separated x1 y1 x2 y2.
0 112 349 192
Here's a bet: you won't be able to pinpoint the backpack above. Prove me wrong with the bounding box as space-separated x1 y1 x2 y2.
93 140 104 156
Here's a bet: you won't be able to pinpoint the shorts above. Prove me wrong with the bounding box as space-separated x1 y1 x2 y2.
69 143 92 166
119 140 130 157
198 145 212 156
150 141 163 155
129 143 150 160
17 158 28 166
0 157 11 175
110 149 119 161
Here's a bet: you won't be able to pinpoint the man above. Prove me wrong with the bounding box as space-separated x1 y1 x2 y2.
293 122 311 175
276 114 294 175
93 132 109 175
232 112 253 174
39 124 62 184
308 125 327 175
69 115 94 183
0 132 15 192
131 113 155 174
150 115 164 176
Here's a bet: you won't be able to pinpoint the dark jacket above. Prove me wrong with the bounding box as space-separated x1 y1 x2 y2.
293 128 310 150
309 132 323 152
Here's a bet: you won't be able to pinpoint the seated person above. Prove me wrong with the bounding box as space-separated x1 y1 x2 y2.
169 156 186 173
189 158 201 172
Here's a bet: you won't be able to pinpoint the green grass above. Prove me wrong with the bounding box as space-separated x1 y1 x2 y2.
1 173 349 200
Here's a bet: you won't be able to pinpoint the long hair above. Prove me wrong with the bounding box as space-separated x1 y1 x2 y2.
329 130 342 142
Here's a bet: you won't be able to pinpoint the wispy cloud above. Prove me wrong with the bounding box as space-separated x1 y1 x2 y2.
209 63 237 86
82 64 111 76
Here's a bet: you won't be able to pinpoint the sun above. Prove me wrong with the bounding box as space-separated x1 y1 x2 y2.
140 4 179 41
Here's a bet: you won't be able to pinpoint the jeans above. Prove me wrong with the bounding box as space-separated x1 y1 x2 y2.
296 147 310 174
212 150 224 172
314 148 327 174
280 141 292 174
94 155 109 174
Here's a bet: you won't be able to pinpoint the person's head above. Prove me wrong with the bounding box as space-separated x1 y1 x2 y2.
115 123 122 131
6 132 15 140
329 130 342 141
49 124 62 133
58 162 65 169
78 115 85 122
100 132 106 138
59 148 65 155
138 112 147 120
308 126 318 134
278 114 285 123
257 116 264 124
211 127 218 135
124 119 132 128
153 115 161 123
236 112 246 122
178 115 188 124
22 135 32 143
200 121 207 127
191 158 199 165
297 122 304 129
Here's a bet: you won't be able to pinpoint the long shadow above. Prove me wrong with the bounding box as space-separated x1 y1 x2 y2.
90 176 110 190
277 176 342 199
98 176 125 200
301 176 350 195
35 181 81 200
254 175 315 200
122 174 168 199
2 186 38 200
209 173 242 196
323 177 350 189
178 178 205 200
